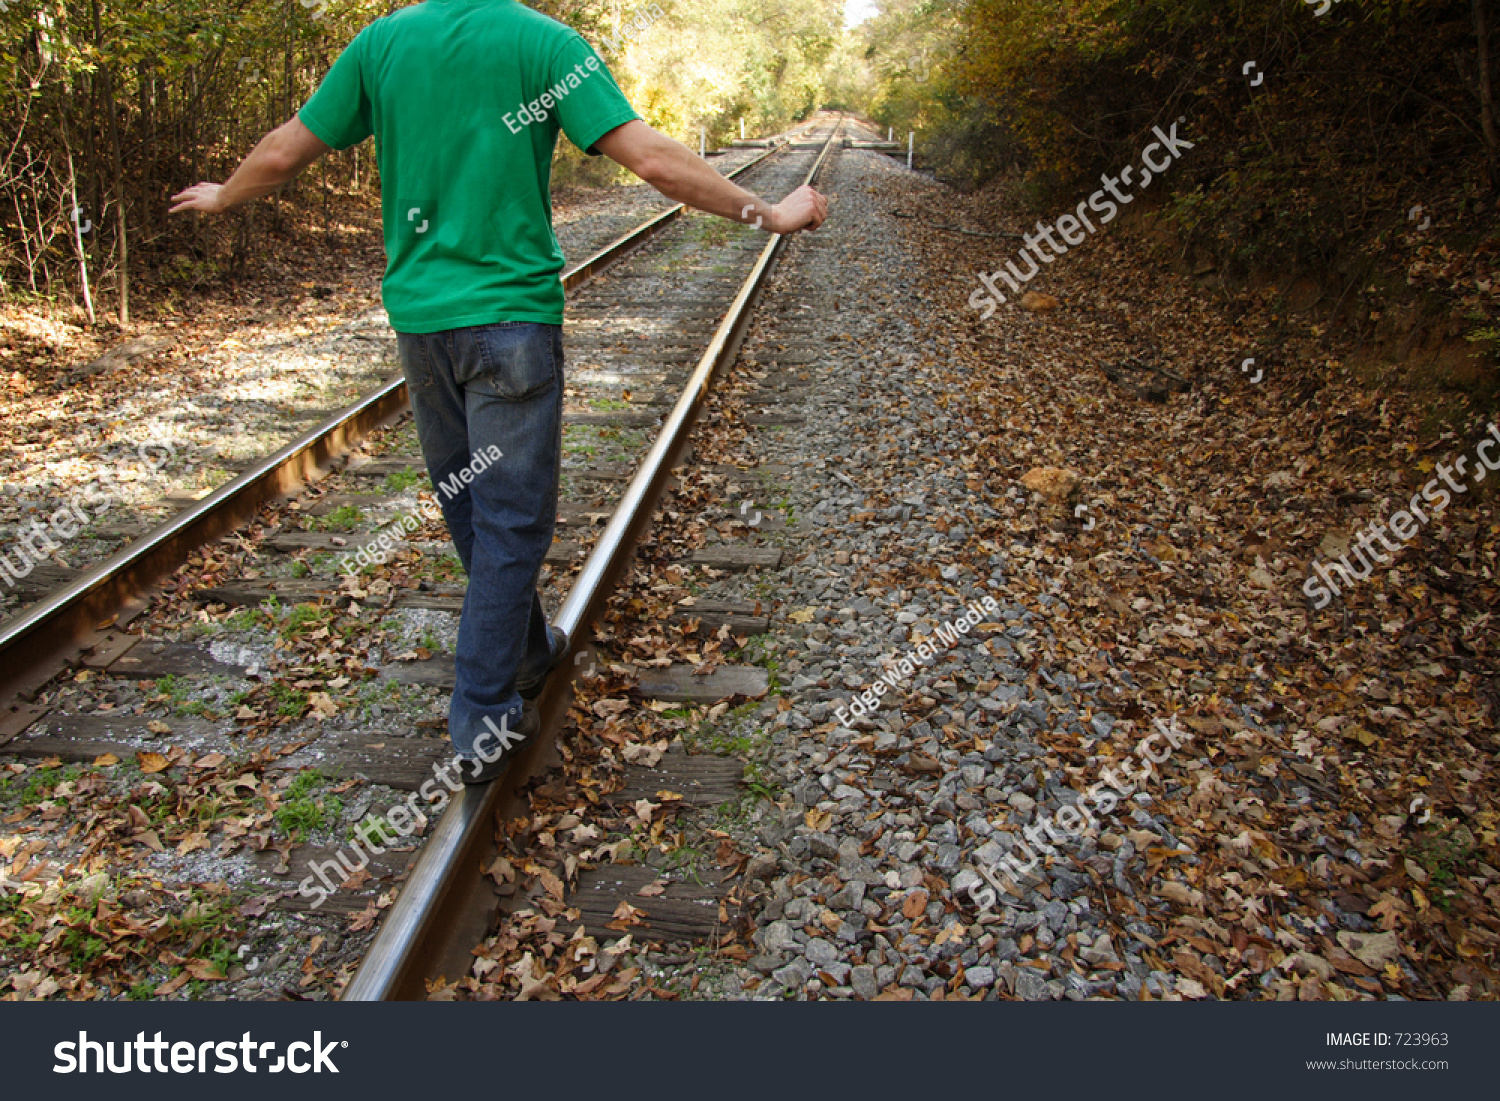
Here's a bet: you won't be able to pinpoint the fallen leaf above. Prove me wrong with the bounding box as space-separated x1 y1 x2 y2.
902 889 929 920
1336 930 1400 970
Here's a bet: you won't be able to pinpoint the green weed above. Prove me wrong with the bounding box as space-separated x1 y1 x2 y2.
312 504 364 532
274 770 341 840
382 470 423 494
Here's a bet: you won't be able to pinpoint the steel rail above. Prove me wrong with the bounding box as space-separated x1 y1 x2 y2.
561 143 781 293
0 141 787 711
343 118 843 1002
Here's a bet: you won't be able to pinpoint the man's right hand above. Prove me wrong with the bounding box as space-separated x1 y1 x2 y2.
769 185 828 234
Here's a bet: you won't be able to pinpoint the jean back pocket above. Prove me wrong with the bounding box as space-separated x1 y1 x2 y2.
460 322 558 401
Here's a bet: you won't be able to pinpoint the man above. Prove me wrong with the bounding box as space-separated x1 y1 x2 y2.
171 0 827 784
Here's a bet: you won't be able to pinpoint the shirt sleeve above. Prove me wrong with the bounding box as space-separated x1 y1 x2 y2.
548 37 641 156
298 30 374 150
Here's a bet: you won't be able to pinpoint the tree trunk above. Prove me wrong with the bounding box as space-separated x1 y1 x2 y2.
66 149 96 326
1476 0 1499 187
94 0 128 324
138 59 154 241
107 70 129 325
82 71 100 272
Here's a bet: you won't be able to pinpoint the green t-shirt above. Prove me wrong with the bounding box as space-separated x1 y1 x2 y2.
299 0 640 332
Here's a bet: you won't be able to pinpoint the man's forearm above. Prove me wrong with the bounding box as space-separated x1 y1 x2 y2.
593 120 825 234
216 130 305 209
218 119 330 209
633 132 773 228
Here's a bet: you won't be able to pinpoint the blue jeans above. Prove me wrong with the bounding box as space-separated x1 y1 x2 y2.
395 322 563 757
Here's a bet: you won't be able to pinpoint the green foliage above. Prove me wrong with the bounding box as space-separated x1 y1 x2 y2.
731 633 781 691
850 0 1500 389
60 927 107 968
1409 824 1478 912
381 469 423 495
269 683 309 718
0 0 843 318
152 674 207 717
274 769 341 840
312 504 364 532
352 814 396 846
279 601 330 640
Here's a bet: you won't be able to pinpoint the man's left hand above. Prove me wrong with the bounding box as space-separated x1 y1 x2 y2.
169 183 227 215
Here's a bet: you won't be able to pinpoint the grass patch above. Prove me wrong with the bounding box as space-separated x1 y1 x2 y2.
151 674 209 717
311 504 364 532
682 699 764 757
279 602 331 641
273 770 342 841
269 683 309 718
432 552 465 582
727 634 781 692
382 469 424 495
351 814 397 846
1408 824 1478 911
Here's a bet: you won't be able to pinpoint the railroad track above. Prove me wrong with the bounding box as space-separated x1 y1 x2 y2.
0 114 844 1001
346 117 843 999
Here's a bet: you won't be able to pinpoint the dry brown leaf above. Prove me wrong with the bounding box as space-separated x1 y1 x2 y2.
902 889 929 920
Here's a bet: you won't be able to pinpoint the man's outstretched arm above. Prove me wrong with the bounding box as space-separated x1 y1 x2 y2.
169 118 332 215
594 120 827 234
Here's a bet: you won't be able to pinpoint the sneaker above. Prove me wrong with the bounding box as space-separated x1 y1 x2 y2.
518 625 570 701
459 705 540 785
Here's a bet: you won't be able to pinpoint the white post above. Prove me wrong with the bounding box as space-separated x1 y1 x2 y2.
700 126 706 157
740 117 745 140
887 126 892 142
908 131 914 171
